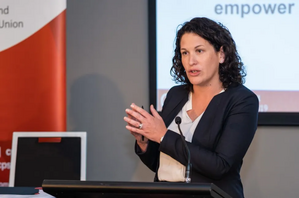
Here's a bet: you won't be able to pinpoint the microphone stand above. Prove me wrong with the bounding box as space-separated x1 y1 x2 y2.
175 117 192 183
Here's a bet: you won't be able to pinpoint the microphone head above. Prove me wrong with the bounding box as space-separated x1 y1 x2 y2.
175 116 182 124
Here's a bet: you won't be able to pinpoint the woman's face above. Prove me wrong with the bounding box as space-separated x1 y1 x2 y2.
180 32 224 88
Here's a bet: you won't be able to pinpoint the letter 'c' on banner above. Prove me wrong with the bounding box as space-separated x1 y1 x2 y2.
0 0 66 185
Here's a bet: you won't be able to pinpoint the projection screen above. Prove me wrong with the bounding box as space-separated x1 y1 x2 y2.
148 0 299 125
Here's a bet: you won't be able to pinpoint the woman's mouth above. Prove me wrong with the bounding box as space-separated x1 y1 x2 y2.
188 70 201 76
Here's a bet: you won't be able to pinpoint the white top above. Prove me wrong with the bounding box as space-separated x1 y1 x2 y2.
158 90 224 182
158 92 202 182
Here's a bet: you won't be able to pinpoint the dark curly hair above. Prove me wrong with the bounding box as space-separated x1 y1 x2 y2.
170 17 246 90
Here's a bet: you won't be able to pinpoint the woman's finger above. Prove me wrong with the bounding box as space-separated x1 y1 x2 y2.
130 103 150 119
125 108 145 122
124 116 142 129
126 125 144 135
150 104 162 119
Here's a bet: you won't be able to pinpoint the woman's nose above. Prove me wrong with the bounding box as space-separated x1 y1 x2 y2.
188 53 198 66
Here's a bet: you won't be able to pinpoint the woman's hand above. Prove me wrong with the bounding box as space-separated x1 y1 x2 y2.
124 103 167 144
124 104 149 152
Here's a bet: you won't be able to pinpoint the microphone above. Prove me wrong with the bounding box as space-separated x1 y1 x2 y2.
175 116 192 183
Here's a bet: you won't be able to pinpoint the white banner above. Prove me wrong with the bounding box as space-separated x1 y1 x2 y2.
0 0 66 52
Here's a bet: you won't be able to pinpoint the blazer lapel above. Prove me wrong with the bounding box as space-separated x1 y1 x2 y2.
192 92 225 149
161 87 189 127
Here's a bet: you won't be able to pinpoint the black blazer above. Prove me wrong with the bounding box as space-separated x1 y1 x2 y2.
136 84 259 198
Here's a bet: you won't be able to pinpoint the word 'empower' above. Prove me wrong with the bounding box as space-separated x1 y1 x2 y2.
215 3 295 18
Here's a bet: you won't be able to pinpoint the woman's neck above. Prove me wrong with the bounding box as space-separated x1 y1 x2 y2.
192 82 224 99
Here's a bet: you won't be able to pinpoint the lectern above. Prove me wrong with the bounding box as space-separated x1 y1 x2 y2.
42 180 232 198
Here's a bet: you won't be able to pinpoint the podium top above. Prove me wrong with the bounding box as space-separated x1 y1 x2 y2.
42 180 232 198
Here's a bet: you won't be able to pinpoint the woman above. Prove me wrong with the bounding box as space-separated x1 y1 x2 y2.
124 17 258 198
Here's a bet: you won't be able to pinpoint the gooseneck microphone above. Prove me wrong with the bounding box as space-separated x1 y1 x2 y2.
175 116 192 183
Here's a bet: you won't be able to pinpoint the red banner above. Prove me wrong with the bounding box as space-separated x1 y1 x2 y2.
0 3 66 185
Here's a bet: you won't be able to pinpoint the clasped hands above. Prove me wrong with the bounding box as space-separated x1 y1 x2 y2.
124 103 167 144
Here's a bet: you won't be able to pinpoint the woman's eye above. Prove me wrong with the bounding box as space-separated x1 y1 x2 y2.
181 51 187 55
197 49 203 53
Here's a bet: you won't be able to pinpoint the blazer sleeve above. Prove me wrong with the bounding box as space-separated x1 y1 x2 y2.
135 140 160 172
159 91 259 180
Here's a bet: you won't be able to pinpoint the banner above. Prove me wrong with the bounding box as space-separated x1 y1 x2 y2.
0 0 66 186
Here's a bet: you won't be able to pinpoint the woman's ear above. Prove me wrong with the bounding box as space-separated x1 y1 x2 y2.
219 46 225 64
